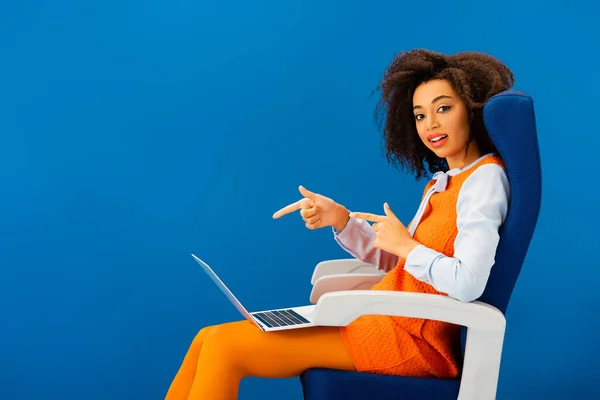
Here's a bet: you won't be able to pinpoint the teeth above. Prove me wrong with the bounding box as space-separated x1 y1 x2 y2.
431 135 447 142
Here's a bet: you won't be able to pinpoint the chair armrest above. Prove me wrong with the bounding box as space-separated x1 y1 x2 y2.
309 274 385 304
311 259 383 284
313 290 505 400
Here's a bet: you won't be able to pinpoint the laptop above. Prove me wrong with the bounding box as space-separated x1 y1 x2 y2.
191 254 316 332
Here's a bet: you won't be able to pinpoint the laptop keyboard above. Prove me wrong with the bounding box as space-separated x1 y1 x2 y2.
252 309 310 328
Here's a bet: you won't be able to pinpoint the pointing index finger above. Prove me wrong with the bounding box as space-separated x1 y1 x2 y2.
349 212 386 223
272 198 312 219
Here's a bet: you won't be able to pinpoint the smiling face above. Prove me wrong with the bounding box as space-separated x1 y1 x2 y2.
412 79 481 169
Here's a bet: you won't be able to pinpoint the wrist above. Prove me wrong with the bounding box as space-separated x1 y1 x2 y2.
396 239 421 259
333 204 350 232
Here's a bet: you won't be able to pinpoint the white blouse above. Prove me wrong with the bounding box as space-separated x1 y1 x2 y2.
333 154 510 303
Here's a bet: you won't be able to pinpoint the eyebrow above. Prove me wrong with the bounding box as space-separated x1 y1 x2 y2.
413 95 453 110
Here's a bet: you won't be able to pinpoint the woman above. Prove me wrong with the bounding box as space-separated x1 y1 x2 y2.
165 49 514 399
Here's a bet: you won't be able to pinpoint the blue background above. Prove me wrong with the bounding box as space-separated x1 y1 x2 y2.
1 1 598 399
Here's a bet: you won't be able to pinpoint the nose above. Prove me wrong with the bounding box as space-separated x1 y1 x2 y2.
426 115 439 131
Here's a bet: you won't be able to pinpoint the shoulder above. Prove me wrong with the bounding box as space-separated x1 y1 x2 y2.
457 162 510 222
462 162 509 195
458 154 509 195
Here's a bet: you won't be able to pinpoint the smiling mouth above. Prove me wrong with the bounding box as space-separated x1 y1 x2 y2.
429 135 448 143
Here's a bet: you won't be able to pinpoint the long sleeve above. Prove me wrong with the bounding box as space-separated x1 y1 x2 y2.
332 218 399 272
403 164 510 302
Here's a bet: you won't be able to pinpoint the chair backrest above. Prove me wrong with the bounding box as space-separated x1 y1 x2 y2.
479 90 543 314
457 90 542 368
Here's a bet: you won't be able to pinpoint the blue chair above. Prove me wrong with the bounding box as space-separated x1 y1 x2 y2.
300 90 542 400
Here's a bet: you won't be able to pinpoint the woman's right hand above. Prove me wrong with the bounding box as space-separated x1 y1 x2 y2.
272 186 350 232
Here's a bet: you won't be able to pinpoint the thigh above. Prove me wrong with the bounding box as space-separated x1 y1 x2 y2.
202 320 356 378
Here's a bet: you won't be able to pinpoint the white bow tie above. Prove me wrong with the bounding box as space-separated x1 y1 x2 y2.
432 171 450 192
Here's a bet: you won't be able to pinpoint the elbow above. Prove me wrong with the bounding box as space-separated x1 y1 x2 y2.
452 290 481 303
450 272 487 303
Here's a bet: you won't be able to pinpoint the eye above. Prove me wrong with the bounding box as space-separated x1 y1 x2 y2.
437 105 451 113
414 113 425 121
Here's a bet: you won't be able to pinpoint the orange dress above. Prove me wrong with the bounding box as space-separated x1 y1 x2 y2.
338 155 505 378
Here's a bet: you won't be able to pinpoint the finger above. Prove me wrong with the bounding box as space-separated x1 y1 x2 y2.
383 202 396 218
298 185 319 201
371 222 379 232
304 214 320 225
300 207 318 219
383 202 404 225
349 212 386 223
272 198 311 219
305 219 321 230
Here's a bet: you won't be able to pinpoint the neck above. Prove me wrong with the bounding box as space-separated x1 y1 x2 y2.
446 142 482 170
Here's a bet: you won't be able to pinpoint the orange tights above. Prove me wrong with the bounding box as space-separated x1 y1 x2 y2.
164 320 356 400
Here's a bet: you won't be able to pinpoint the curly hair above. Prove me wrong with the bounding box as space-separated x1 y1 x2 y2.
374 49 515 180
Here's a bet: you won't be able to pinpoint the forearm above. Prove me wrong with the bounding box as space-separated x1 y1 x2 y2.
404 245 490 302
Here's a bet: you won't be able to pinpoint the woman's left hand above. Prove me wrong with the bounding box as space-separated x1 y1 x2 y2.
350 202 421 258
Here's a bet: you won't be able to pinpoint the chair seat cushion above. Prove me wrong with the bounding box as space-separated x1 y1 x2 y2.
300 369 460 400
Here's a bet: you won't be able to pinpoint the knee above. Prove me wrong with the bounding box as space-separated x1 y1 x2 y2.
189 325 214 352
203 324 235 353
201 322 253 367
